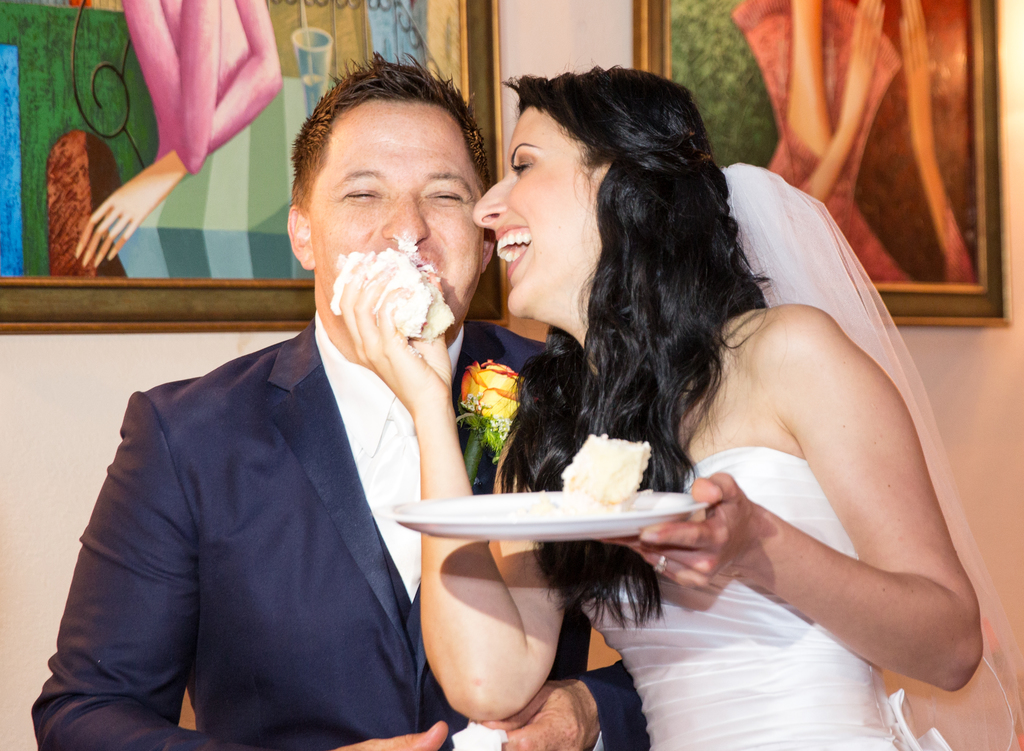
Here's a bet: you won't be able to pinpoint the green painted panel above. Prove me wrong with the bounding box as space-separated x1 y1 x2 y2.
251 203 289 236
204 125 250 231
670 0 776 169
249 231 293 279
158 150 213 229
282 76 306 194
0 3 158 276
247 88 289 232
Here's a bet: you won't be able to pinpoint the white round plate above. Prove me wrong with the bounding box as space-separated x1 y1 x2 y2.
375 492 706 541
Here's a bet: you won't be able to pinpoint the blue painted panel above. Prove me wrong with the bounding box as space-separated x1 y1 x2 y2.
158 227 211 278
0 44 24 276
204 229 254 279
119 227 170 278
249 231 293 279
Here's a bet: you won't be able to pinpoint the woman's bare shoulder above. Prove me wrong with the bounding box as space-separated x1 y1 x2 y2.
734 304 899 421
729 304 851 364
731 304 889 396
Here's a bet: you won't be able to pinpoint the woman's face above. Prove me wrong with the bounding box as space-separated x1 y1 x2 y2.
473 108 605 342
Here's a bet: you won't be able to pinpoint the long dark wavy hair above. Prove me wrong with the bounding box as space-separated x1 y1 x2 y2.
497 67 768 626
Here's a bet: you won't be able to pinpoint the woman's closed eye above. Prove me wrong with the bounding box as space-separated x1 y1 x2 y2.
510 160 531 175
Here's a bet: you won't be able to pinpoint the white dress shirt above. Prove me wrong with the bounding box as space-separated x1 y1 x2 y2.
315 318 605 750
314 313 464 600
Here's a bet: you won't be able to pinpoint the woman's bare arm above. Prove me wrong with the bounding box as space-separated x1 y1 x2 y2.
639 305 981 690
337 274 565 721
412 399 564 720
208 0 283 154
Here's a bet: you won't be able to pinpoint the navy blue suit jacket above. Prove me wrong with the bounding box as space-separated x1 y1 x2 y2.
34 322 648 751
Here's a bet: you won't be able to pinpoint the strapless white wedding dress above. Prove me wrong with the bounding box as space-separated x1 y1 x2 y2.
591 447 948 751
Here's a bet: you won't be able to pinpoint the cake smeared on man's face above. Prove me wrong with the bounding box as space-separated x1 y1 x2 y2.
329 239 455 341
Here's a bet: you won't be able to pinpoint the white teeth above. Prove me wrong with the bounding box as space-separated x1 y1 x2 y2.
497 246 518 263
496 230 532 251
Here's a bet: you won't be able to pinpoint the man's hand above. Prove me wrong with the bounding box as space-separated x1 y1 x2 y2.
332 721 448 751
482 680 599 751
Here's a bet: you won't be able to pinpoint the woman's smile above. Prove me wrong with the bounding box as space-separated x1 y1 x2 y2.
473 108 603 340
495 227 532 270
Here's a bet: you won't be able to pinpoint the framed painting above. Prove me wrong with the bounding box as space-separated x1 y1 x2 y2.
0 0 503 332
634 0 1005 325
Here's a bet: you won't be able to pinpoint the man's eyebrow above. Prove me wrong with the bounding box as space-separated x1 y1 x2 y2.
428 173 475 194
340 170 383 183
337 171 474 194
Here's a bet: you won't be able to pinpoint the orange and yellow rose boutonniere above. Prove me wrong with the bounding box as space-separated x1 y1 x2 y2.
458 360 520 483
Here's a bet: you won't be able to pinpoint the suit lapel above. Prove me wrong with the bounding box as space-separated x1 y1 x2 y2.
407 587 428 684
452 346 474 453
269 327 408 641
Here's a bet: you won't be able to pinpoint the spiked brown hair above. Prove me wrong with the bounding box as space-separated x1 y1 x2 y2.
290 54 490 209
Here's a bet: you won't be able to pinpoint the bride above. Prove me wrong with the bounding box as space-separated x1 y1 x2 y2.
336 67 1022 749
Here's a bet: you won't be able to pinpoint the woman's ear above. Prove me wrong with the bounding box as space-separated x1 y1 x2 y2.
288 206 315 270
590 162 611 189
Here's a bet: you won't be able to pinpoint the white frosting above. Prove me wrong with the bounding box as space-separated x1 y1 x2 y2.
451 723 507 751
396 233 419 255
329 245 453 340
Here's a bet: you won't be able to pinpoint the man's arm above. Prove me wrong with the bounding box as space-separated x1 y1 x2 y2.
575 662 649 751
489 663 648 751
33 392 262 751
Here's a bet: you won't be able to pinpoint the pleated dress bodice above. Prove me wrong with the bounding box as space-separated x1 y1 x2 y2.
592 447 906 750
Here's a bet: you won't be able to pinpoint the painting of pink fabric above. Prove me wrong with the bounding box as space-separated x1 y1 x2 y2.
668 0 979 285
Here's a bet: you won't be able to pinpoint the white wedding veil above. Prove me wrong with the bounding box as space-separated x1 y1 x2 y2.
724 163 1024 749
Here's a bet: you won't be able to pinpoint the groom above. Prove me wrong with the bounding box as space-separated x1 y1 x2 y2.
33 57 648 751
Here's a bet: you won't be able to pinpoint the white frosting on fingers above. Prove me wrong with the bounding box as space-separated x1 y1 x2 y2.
329 247 454 340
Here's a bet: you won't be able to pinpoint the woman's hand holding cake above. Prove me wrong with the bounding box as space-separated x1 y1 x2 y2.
329 240 455 427
330 236 455 341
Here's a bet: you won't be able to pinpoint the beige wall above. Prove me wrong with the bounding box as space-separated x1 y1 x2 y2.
2 1 1021 748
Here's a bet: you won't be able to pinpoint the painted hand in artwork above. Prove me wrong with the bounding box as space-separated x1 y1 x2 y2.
75 0 282 268
837 0 885 136
801 0 885 202
901 0 975 282
75 151 188 267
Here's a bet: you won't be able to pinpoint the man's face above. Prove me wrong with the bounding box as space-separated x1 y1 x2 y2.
289 101 489 354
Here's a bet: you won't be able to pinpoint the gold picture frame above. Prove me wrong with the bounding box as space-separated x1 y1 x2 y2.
634 0 1006 325
0 0 503 332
